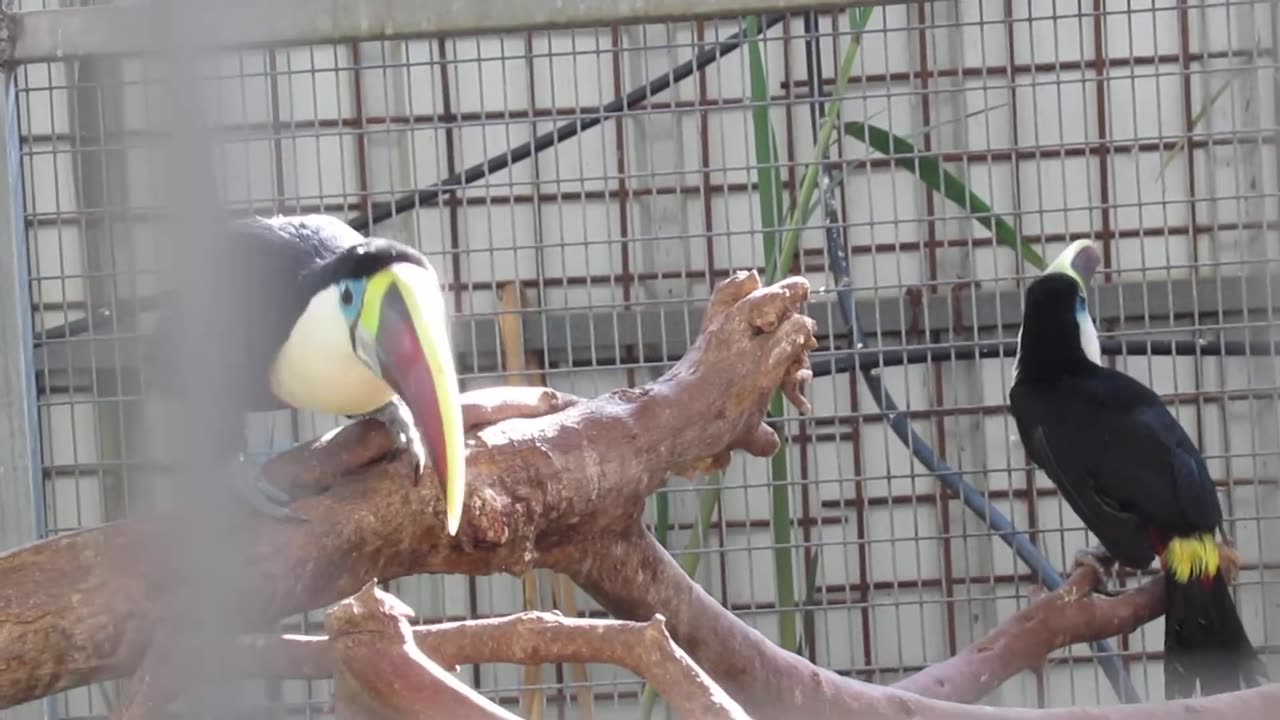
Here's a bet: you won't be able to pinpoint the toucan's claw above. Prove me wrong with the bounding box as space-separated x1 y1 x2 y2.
361 398 426 484
1073 544 1118 594
230 452 308 522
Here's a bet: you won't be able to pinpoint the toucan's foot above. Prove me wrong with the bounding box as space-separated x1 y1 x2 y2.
359 398 426 484
1073 545 1118 594
229 452 307 522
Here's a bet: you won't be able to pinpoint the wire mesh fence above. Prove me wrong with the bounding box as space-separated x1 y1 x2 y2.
4 0 1280 717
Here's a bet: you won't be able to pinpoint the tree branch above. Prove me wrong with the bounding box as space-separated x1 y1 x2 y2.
237 529 1277 720
0 270 816 711
553 523 870 718
892 564 1164 703
327 581 518 720
238 600 749 718
1 269 1272 720
552 524 1274 720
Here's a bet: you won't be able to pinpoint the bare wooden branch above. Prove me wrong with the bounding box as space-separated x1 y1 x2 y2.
108 624 186 720
239 608 750 719
1 269 1273 720
554 525 1277 720
0 270 817 712
236 610 1280 720
892 542 1251 704
554 524 868 718
328 581 517 720
892 564 1163 704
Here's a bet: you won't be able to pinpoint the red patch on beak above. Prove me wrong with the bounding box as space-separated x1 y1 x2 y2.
375 283 450 491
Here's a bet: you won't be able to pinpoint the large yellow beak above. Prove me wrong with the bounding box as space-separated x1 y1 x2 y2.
357 261 466 536
1044 238 1102 292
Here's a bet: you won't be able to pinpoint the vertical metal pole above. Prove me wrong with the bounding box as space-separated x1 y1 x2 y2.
0 7 52 719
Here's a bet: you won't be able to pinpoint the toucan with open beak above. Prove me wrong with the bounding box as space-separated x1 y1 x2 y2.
1008 239 1268 698
149 214 467 535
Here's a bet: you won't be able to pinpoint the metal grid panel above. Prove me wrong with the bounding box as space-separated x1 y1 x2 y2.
6 0 1280 717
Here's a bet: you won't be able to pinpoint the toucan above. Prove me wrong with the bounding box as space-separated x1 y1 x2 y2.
1008 238 1269 699
144 213 467 535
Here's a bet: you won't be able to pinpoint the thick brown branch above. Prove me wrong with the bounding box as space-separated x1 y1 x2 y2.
552 523 872 718
894 543 1248 704
892 564 1164 703
553 526 1276 720
327 581 517 720
2 268 1272 720
0 270 816 710
239 610 749 719
414 611 747 718
108 624 186 720
271 385 584 500
235 564 1163 715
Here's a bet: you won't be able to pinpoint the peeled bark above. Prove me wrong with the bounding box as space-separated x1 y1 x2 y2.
895 563 1164 703
0 270 815 710
326 582 518 720
227 546 1173 715
0 271 1271 720
237 585 749 719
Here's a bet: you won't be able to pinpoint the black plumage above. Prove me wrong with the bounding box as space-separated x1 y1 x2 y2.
1010 261 1269 699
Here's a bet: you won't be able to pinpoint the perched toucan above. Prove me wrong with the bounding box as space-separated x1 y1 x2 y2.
146 214 467 535
1008 238 1269 698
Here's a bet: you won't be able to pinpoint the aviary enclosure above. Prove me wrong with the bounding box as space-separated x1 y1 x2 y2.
0 0 1277 718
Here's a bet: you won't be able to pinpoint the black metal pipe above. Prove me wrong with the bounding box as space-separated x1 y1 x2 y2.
345 13 792 234
36 12 795 344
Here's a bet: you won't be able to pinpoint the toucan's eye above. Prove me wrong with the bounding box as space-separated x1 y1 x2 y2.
340 284 354 307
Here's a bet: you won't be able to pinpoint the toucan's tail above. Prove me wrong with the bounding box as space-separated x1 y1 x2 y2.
1162 536 1269 699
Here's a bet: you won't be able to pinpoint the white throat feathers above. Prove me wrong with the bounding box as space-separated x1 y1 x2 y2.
269 284 396 416
1077 300 1102 366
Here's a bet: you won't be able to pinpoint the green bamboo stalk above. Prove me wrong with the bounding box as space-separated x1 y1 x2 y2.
748 16 785 271
770 6 875 286
754 6 875 657
743 12 803 657
638 473 724 719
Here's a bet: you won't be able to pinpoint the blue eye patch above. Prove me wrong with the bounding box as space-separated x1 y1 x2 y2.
337 277 368 323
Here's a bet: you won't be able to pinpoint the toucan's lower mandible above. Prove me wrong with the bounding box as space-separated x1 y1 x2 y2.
347 261 467 535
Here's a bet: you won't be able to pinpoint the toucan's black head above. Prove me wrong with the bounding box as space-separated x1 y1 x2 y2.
301 237 430 295
1023 272 1087 327
1014 239 1104 382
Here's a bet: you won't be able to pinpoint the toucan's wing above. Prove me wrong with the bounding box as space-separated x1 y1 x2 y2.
1010 369 1219 568
1010 402 1157 568
1094 371 1224 532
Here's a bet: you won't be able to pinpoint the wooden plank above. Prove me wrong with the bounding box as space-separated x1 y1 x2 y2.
498 282 546 720
498 281 595 719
